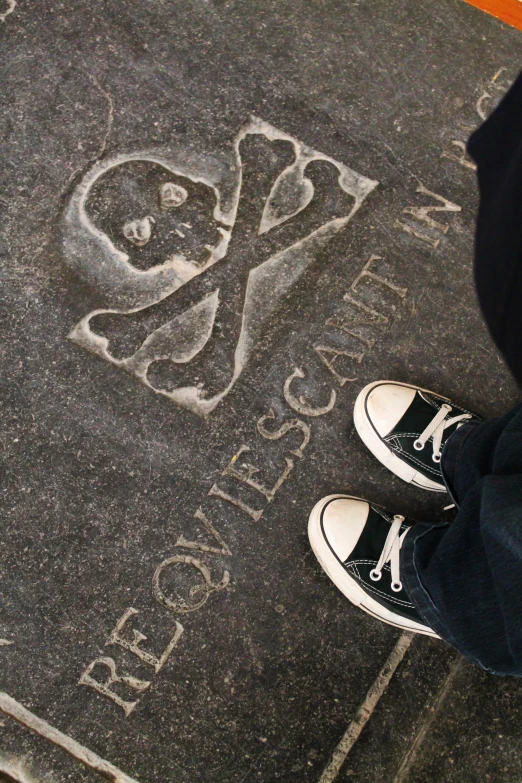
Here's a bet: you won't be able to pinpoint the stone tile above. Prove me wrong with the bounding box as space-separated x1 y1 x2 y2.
336 637 459 782
396 661 522 783
1 1 522 781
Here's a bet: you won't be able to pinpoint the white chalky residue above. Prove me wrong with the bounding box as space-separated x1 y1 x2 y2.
0 757 42 783
0 692 142 783
0 0 16 23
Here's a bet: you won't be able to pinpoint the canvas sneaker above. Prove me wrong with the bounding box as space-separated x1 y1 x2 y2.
308 494 438 636
353 381 481 492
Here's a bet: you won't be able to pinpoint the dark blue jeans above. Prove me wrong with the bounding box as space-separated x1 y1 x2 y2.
402 404 522 676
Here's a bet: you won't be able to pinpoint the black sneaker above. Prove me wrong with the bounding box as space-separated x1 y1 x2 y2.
353 381 480 492
308 494 437 636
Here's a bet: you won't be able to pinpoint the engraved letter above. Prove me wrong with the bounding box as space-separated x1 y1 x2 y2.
341 294 389 325
441 140 477 171
78 656 151 717
207 449 267 521
314 345 363 386
325 316 376 349
220 444 294 502
153 555 230 614
208 483 263 521
256 408 311 458
325 294 389 347
283 367 336 417
476 91 492 121
175 507 232 556
395 184 461 249
350 255 407 298
106 608 184 673
476 69 510 121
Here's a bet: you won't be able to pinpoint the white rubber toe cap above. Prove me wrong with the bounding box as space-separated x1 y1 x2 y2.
365 383 417 437
321 497 370 561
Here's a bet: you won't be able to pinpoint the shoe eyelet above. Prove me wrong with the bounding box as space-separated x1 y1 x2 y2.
391 581 402 592
370 569 381 582
413 439 424 451
432 453 441 463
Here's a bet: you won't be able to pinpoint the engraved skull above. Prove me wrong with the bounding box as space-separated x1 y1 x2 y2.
86 161 225 272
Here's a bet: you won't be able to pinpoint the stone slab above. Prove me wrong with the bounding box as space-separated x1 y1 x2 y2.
1 1 522 782
396 660 522 783
336 637 459 782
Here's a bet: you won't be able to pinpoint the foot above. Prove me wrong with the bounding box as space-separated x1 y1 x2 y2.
308 494 438 637
353 381 480 492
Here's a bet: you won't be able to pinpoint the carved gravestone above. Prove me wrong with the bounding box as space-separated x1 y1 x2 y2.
1 2 522 782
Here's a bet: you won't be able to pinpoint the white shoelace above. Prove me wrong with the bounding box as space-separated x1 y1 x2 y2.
370 515 409 592
413 403 472 463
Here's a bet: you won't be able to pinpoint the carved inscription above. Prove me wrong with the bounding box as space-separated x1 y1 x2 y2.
79 656 151 718
78 185 431 716
283 367 337 417
395 184 461 248
79 610 183 716
78 172 460 720
256 409 311 458
441 140 476 171
64 118 377 417
475 67 511 120
441 67 512 172
175 507 232 555
314 256 408 387
153 556 230 613
107 608 183 672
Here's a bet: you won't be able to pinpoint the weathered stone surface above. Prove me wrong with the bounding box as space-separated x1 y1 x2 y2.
336 638 460 782
1 1 522 781
396 660 522 783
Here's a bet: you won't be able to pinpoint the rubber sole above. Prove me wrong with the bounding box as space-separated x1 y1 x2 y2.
353 381 446 493
308 494 439 638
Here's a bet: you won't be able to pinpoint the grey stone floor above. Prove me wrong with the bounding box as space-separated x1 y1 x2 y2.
1 1 522 781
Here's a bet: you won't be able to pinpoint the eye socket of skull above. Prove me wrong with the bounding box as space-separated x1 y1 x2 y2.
159 182 188 209
122 216 155 246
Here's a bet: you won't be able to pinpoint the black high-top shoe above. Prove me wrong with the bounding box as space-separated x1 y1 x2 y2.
354 381 481 492
308 495 437 636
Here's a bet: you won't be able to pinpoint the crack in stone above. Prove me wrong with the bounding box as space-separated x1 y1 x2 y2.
27 72 115 273
86 72 115 162
317 633 414 783
391 656 463 783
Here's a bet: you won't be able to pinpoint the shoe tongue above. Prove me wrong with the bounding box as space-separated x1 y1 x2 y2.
348 507 402 564
391 391 447 438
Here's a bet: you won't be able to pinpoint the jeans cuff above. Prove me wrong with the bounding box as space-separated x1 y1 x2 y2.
401 524 494 669
401 522 462 647
441 420 482 508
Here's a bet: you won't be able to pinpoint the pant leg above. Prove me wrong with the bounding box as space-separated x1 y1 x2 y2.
400 73 522 675
468 69 522 388
401 404 522 676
